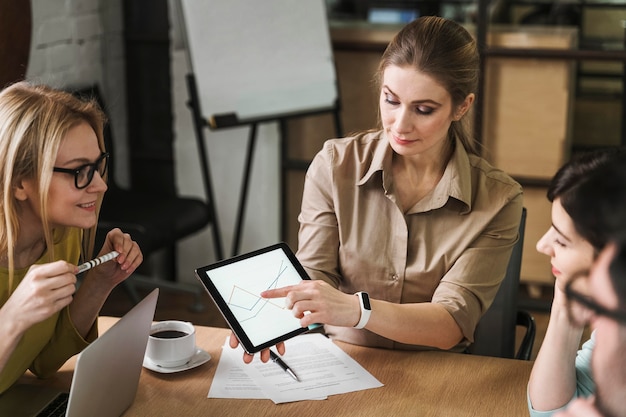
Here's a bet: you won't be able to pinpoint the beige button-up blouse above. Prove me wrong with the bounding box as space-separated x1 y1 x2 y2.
296 130 523 351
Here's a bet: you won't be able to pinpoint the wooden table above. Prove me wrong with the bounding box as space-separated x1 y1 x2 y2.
19 317 533 417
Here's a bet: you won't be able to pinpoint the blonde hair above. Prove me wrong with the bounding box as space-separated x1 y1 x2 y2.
0 81 107 289
376 16 480 155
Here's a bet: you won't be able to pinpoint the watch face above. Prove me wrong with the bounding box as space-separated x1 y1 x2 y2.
361 292 371 310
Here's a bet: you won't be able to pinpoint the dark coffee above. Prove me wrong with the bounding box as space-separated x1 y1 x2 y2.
151 330 188 339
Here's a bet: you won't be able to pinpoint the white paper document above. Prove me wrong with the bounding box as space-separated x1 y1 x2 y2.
208 333 383 403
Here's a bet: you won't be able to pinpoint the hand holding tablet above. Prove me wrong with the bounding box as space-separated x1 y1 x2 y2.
195 243 320 356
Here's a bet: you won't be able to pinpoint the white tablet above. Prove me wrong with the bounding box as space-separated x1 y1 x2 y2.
194 243 319 354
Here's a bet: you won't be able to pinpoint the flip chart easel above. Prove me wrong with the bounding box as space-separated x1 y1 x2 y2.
179 0 342 257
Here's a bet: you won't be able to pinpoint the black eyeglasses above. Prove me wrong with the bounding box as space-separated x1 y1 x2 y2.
53 152 109 189
564 271 626 327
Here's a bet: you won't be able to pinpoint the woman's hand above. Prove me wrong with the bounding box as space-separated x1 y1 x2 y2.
228 280 358 364
552 279 569 309
85 228 143 289
228 332 285 364
2 261 77 333
262 280 361 328
552 270 589 318
67 228 143 337
554 397 602 417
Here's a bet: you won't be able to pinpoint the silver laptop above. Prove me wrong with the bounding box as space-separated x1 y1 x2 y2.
0 288 159 417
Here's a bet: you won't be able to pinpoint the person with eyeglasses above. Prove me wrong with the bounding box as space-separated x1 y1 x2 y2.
528 148 626 416
555 239 626 417
0 82 143 393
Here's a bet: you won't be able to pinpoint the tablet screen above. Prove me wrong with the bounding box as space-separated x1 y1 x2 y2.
194 243 317 353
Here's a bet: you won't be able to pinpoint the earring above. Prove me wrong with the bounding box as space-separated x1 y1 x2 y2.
455 106 468 120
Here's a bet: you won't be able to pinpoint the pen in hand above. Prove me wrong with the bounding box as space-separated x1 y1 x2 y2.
77 251 120 273
270 350 300 382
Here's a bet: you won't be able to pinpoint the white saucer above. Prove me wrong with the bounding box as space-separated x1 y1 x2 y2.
143 347 211 374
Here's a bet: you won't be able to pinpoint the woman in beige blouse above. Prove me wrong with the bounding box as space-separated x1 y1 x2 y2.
234 15 523 364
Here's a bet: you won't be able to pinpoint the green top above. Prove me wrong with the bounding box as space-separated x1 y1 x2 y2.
0 228 97 393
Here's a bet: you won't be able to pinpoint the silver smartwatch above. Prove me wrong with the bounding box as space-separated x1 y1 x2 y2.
354 292 371 329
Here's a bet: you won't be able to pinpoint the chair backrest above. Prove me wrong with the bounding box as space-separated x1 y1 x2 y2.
469 207 527 358
71 85 223 261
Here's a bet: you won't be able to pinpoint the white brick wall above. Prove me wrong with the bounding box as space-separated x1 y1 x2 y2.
26 0 129 187
28 0 101 88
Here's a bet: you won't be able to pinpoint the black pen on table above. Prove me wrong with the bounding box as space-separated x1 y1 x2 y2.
270 350 300 382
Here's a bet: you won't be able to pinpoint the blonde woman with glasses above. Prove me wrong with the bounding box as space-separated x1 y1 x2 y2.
0 82 143 393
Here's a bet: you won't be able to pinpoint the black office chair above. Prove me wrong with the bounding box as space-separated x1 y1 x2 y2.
469 207 536 360
73 85 224 311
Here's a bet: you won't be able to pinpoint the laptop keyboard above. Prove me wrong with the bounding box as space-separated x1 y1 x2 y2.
36 393 69 417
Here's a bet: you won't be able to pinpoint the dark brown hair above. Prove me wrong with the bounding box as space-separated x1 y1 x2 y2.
548 148 626 251
376 16 480 155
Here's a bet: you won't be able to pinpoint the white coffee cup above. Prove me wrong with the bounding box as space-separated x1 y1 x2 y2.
146 320 196 368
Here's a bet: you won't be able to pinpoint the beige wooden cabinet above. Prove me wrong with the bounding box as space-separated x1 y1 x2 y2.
481 26 577 286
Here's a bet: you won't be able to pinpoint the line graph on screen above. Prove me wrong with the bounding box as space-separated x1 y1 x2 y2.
226 260 290 323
